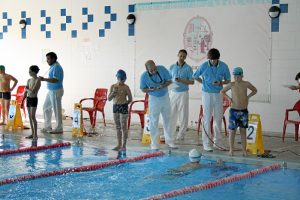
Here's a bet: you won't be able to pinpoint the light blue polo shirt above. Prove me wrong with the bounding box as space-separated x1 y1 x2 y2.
140 65 172 97
193 60 230 93
47 62 64 90
169 62 193 92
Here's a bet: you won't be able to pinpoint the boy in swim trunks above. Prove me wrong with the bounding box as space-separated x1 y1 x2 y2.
221 67 257 156
0 65 18 125
21 65 41 140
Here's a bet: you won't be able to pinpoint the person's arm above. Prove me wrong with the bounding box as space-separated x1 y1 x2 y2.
21 80 29 108
160 80 172 89
9 75 18 92
214 64 231 86
176 78 195 85
193 65 203 84
221 83 232 102
247 82 257 99
30 79 41 94
127 86 133 104
287 85 300 90
39 76 58 83
108 85 115 101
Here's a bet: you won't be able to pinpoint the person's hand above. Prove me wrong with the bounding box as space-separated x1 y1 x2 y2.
213 80 222 86
287 85 298 90
175 77 182 83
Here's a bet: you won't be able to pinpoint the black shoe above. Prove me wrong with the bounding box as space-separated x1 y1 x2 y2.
25 135 33 139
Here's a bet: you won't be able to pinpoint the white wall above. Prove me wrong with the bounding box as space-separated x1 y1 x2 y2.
0 0 299 133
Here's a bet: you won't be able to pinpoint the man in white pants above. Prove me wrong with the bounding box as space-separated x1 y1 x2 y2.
169 49 194 140
193 48 230 152
39 52 64 134
140 60 177 150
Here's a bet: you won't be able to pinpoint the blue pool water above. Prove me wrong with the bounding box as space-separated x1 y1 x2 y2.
1 135 300 200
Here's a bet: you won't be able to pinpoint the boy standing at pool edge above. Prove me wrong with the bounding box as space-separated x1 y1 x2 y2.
221 67 257 156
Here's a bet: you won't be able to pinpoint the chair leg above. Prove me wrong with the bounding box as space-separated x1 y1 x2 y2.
295 124 299 142
138 113 144 129
141 114 145 129
92 111 97 129
282 122 287 142
197 106 203 135
127 113 131 129
102 112 106 127
223 116 227 136
197 118 201 135
87 111 95 128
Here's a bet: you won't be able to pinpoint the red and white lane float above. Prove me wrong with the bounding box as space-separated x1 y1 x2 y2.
0 151 164 185
0 142 71 156
144 163 281 200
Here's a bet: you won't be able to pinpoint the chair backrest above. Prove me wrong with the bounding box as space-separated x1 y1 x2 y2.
94 88 108 111
293 100 300 115
15 85 26 103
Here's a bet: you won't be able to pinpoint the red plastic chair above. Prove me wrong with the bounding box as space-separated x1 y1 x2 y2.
282 100 300 142
197 96 230 136
11 85 27 118
80 88 108 128
127 93 149 129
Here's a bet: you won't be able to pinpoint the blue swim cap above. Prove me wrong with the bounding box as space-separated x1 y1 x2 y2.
116 69 127 80
233 67 243 76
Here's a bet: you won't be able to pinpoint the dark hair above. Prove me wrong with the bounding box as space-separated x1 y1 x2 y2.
295 72 300 80
46 52 57 61
178 49 187 55
29 65 40 74
207 48 220 60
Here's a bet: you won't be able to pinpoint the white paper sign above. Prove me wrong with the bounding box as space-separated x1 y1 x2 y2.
72 110 81 128
8 105 16 121
143 113 150 135
246 122 257 144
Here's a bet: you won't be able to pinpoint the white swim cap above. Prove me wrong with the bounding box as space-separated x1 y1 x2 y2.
189 149 202 162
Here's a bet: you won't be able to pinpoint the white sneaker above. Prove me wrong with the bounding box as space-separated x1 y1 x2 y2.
40 128 52 133
175 135 184 141
167 143 178 149
151 144 159 151
204 146 213 152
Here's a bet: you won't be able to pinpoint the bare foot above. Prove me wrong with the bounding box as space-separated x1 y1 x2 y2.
112 145 121 151
242 151 248 157
0 122 6 126
229 150 234 156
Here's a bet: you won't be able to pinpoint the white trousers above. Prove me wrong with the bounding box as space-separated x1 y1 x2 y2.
170 91 189 138
202 91 223 149
149 94 173 149
43 88 64 131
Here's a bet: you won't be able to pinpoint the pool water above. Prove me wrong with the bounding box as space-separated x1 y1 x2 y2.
1 135 300 200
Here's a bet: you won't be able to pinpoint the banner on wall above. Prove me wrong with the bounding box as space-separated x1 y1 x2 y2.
134 2 271 102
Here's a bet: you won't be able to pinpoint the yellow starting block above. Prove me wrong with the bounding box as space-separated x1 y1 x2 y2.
246 113 264 155
72 103 84 138
5 100 23 130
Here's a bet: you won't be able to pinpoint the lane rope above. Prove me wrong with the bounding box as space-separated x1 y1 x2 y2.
143 163 281 200
0 151 164 185
0 142 71 156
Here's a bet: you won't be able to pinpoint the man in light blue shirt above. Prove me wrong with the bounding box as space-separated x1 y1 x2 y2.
169 49 194 141
39 52 64 134
193 48 230 152
140 60 177 150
